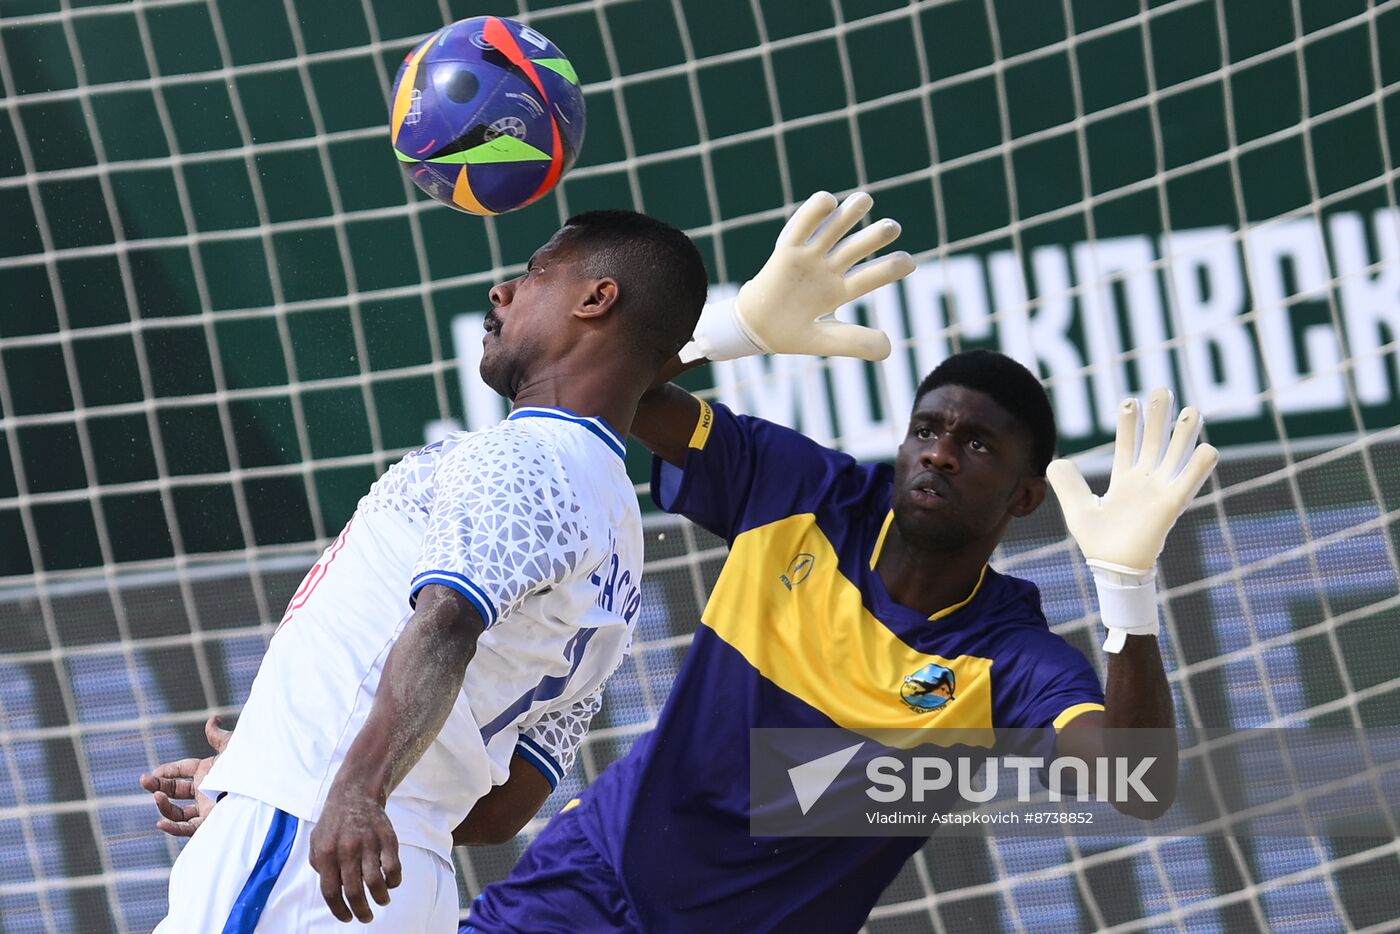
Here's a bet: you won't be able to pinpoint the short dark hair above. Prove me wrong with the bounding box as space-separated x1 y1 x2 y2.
561 209 708 363
915 350 1057 475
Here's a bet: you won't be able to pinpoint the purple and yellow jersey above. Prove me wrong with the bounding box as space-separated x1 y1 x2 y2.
574 401 1105 932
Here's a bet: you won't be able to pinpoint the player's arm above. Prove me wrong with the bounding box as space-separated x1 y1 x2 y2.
1049 389 1219 819
1054 641 1176 819
453 689 601 845
631 381 702 468
451 755 552 846
631 190 914 467
312 583 484 924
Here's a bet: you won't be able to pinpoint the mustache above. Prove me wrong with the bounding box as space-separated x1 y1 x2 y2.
483 311 502 332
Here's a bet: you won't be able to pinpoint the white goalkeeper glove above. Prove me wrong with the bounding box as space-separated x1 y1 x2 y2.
1046 388 1220 654
679 191 916 363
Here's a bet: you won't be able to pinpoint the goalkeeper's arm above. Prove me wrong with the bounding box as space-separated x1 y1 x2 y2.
1055 635 1178 819
631 191 914 465
1052 389 1219 819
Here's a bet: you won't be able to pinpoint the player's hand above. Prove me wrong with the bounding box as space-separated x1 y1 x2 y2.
1046 389 1219 652
309 784 403 924
138 715 231 837
679 190 916 362
1048 388 1218 571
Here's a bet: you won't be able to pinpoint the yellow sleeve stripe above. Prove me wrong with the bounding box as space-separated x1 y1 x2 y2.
689 398 715 450
560 798 581 813
1053 702 1106 731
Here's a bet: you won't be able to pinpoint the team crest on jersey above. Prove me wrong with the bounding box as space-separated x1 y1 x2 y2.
779 552 816 590
900 662 956 712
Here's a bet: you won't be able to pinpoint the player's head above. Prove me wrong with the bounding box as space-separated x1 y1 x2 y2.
480 210 708 399
890 349 1056 553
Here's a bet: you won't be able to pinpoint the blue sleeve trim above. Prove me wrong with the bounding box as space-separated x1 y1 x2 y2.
651 457 686 513
515 735 564 788
410 571 498 628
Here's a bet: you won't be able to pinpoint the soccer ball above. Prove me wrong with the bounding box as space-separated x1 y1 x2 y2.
389 16 586 215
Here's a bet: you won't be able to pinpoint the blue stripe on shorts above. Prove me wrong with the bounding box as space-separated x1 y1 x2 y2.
221 806 299 934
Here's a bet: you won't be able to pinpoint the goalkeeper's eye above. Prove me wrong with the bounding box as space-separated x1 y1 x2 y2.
968 437 988 453
915 427 934 441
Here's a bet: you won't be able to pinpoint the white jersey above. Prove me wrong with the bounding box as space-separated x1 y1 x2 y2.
203 407 642 859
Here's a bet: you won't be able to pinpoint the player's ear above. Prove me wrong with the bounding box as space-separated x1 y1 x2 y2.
575 277 619 320
1008 475 1046 518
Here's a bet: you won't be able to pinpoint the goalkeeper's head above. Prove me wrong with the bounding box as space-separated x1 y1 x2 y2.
890 350 1056 554
916 351 1057 474
481 210 708 399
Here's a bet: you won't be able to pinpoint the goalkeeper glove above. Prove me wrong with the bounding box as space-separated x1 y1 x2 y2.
1046 389 1219 654
679 191 916 363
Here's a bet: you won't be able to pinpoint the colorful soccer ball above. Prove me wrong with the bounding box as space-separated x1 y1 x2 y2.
388 16 586 215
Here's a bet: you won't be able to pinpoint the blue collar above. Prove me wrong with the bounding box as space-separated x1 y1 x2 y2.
507 407 627 461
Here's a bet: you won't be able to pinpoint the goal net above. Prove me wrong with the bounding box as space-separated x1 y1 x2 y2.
1 0 1398 930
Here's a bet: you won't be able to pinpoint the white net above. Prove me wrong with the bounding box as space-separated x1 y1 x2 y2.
1 0 1399 930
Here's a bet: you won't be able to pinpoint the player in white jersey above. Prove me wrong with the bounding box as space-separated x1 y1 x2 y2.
150 209 709 932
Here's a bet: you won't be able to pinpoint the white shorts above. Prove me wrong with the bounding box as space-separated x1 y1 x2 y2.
155 793 458 933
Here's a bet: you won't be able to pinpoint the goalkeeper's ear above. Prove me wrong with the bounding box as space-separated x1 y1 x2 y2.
1008 474 1047 519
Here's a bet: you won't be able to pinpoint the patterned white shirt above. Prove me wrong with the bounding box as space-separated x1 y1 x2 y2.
517 688 603 787
203 408 641 857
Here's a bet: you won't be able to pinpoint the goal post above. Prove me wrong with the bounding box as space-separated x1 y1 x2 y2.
1 0 1399 930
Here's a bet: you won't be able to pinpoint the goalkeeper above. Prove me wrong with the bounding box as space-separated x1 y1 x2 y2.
147 192 1216 933
466 192 1217 933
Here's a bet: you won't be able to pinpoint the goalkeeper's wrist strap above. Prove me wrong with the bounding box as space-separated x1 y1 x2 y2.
1087 560 1161 654
679 296 766 363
